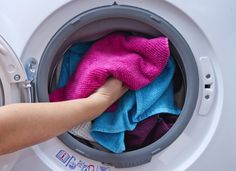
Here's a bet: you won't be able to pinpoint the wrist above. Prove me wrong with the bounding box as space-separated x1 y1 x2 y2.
86 94 110 114
87 94 110 108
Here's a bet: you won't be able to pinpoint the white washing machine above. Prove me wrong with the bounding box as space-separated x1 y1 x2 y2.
0 0 235 171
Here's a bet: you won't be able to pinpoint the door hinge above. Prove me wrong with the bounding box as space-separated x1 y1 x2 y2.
21 58 38 103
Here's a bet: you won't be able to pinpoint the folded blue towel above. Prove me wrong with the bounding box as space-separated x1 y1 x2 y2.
91 57 180 153
57 42 181 153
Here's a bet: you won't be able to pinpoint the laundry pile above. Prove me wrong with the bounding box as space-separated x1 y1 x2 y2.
49 32 181 153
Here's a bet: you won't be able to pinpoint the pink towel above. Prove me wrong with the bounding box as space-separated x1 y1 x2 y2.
49 32 170 102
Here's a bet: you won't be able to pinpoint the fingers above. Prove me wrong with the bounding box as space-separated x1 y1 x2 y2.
105 77 123 87
107 78 128 95
92 77 128 103
121 86 128 95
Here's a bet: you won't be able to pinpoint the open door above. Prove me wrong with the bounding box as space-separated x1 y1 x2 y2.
0 35 31 171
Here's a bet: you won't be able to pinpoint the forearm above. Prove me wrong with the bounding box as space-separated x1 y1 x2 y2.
0 97 106 155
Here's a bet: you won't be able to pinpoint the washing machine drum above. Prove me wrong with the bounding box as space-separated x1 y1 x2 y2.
37 5 199 168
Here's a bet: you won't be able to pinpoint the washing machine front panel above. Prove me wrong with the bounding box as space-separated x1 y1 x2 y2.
18 0 223 170
35 4 202 168
0 0 233 170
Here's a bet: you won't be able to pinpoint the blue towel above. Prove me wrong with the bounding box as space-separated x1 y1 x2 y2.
57 42 181 153
91 58 180 153
57 42 93 88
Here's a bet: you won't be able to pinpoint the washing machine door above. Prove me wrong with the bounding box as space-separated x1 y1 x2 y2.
0 35 31 171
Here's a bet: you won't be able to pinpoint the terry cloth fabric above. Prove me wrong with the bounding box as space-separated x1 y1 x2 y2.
56 42 95 141
69 122 94 141
49 32 171 143
90 58 181 153
124 114 178 151
49 32 170 101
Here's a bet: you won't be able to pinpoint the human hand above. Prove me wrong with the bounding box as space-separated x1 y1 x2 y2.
89 78 128 107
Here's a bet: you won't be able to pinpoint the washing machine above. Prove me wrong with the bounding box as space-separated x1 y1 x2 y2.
0 0 235 170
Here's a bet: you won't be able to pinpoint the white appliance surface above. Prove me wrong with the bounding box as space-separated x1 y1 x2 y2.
0 0 235 170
